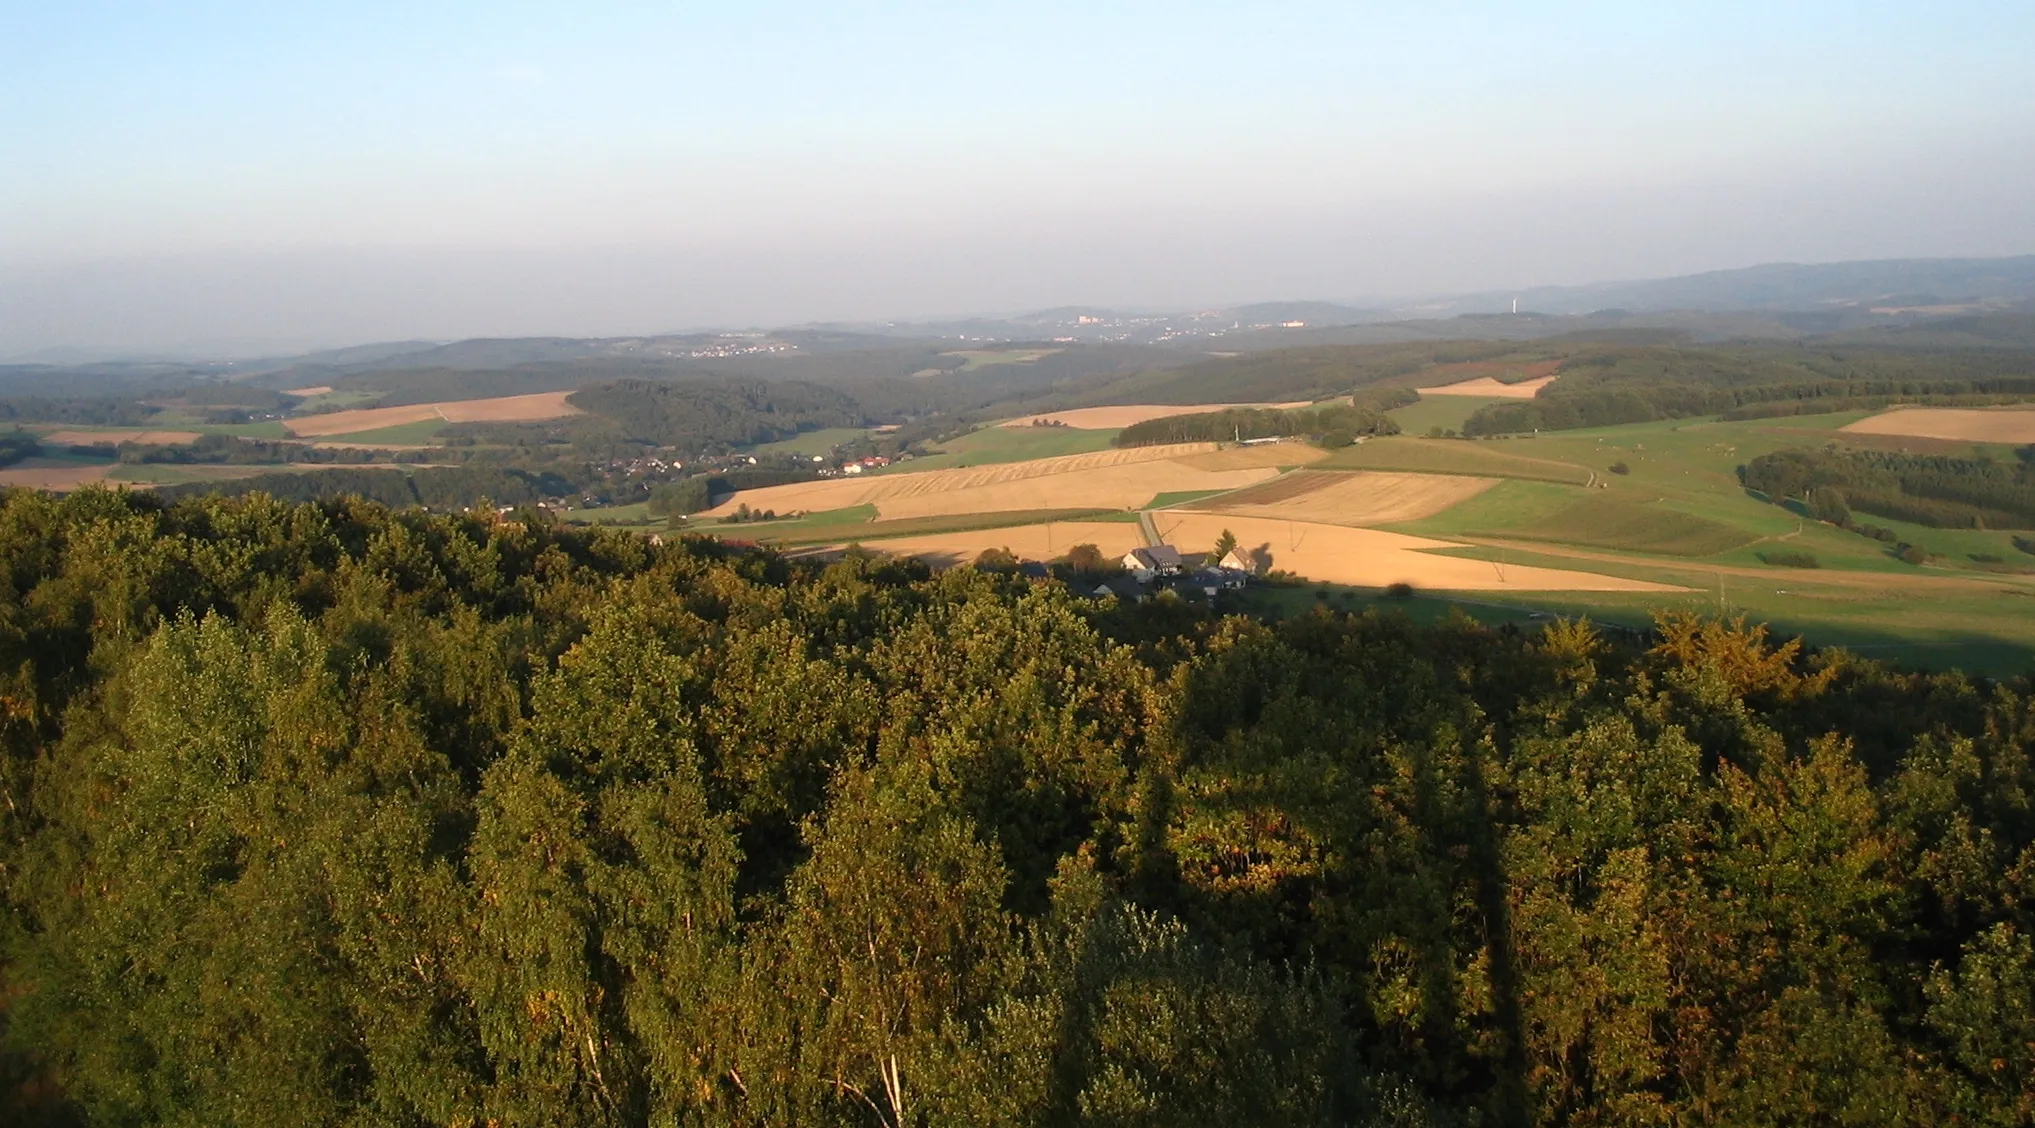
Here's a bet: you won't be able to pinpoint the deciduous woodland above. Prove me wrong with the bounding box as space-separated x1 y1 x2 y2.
2 488 2032 1126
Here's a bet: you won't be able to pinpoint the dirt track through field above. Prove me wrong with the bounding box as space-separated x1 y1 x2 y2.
1149 513 1684 592
1167 442 1329 471
1192 470 1498 526
999 402 1313 430
1840 406 2035 444
284 391 581 437
703 442 1285 519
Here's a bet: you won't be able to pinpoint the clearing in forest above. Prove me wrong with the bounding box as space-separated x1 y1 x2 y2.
1839 406 2035 444
1193 470 1499 526
1000 402 1313 430
1421 373 1558 398
1148 512 1685 592
284 391 581 438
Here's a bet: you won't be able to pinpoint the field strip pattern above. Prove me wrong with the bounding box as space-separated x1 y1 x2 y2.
1189 470 1500 526
284 391 582 437
1149 512 1685 593
1840 406 2035 444
1420 373 1558 398
998 402 1314 430
704 442 1291 519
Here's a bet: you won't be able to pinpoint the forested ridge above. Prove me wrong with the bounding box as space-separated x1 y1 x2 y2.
1 487 2033 1126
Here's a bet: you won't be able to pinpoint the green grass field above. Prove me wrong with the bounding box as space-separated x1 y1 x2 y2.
747 427 871 457
1316 436 1595 484
1386 394 1507 436
941 348 1062 371
884 426 1119 472
1145 489 1232 509
314 419 449 446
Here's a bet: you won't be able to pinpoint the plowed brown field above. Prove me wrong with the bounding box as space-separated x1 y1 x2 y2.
1148 512 1683 592
1840 406 2035 444
1192 470 1497 526
285 391 581 437
43 430 201 446
0 463 117 490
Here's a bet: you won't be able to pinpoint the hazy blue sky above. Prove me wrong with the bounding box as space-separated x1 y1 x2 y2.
5 1 2034 354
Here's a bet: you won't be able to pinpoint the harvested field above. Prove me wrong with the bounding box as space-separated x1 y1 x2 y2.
703 442 1282 519
43 429 202 447
0 461 117 490
285 391 581 438
1148 512 1684 593
1840 406 2035 444
849 520 1147 567
1194 470 1497 526
1168 442 1330 471
1421 373 1558 398
1000 402 1312 430
283 385 334 396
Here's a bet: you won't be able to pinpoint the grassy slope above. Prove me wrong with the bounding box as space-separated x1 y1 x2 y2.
746 427 872 457
883 426 1119 472
313 418 449 445
1363 411 2035 673
1316 436 1595 484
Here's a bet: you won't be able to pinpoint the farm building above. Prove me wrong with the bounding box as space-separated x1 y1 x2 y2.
1122 545 1184 581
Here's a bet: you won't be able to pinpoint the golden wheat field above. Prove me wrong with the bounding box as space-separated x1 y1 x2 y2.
998 402 1313 429
1840 406 2035 444
1149 512 1683 592
285 391 582 437
702 442 1281 519
1166 441 1331 471
851 520 1147 566
1420 374 1558 398
1191 470 1499 526
42 429 202 446
282 385 335 396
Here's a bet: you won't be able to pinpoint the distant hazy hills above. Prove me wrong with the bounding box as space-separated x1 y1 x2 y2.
1434 255 2035 317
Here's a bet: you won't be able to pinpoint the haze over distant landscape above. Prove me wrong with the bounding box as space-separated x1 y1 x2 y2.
5 1 2034 355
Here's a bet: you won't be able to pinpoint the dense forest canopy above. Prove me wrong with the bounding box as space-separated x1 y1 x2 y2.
1114 399 1408 447
1 486 2031 1125
1744 447 2035 530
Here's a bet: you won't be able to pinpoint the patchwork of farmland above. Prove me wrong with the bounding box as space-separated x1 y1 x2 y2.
1191 469 1499 526
1148 512 1684 593
283 391 582 438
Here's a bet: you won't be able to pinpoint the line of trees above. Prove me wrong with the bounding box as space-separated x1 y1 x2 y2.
1461 345 2035 434
1743 447 2035 529
1115 401 1404 448
1 487 2032 1124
